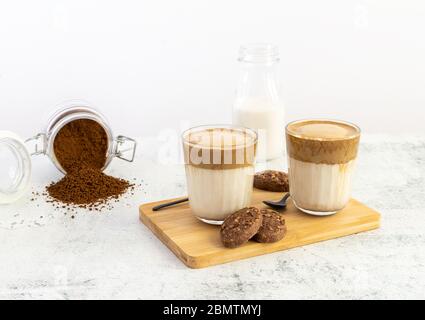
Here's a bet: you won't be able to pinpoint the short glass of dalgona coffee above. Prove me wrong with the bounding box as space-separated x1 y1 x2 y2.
182 125 257 225
286 119 361 215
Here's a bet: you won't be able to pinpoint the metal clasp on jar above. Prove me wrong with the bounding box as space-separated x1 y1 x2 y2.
25 133 47 156
113 135 137 162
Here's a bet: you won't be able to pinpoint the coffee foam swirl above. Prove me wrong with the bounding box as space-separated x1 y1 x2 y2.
183 127 257 169
287 120 359 140
286 120 360 164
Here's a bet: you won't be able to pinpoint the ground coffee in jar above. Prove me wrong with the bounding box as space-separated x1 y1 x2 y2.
53 119 108 173
46 119 133 209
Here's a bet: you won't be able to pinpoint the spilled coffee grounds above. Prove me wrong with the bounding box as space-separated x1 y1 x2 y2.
46 119 133 209
47 166 131 207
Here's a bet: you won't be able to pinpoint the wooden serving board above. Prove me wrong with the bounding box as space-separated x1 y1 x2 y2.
139 189 380 269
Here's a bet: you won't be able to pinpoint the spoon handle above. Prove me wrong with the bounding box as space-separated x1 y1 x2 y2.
282 192 291 202
152 198 189 211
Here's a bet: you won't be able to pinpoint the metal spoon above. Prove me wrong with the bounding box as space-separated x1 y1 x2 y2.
152 198 189 211
153 192 290 212
263 193 290 210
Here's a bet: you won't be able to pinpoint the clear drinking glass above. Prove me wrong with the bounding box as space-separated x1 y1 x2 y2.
286 119 361 215
182 125 257 225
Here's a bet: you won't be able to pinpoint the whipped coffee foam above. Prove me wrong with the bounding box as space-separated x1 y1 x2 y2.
185 127 252 149
286 119 360 165
183 126 257 169
287 120 359 140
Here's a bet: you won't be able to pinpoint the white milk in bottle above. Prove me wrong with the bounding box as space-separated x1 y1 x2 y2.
232 44 285 162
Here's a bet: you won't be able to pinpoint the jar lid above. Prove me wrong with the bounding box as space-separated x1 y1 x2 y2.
0 131 32 204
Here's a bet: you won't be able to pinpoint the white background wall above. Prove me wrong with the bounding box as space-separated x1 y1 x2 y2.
0 0 424 138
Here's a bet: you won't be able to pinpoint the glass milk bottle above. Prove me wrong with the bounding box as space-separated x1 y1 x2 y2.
233 44 285 162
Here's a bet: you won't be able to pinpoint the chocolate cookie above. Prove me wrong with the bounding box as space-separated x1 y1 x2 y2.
220 207 263 248
253 209 287 243
254 170 289 192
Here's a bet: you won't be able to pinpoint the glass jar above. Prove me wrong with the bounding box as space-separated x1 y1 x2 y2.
233 43 285 162
0 101 136 204
26 101 137 174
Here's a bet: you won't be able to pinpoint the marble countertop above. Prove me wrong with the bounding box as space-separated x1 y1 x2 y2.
0 134 424 300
